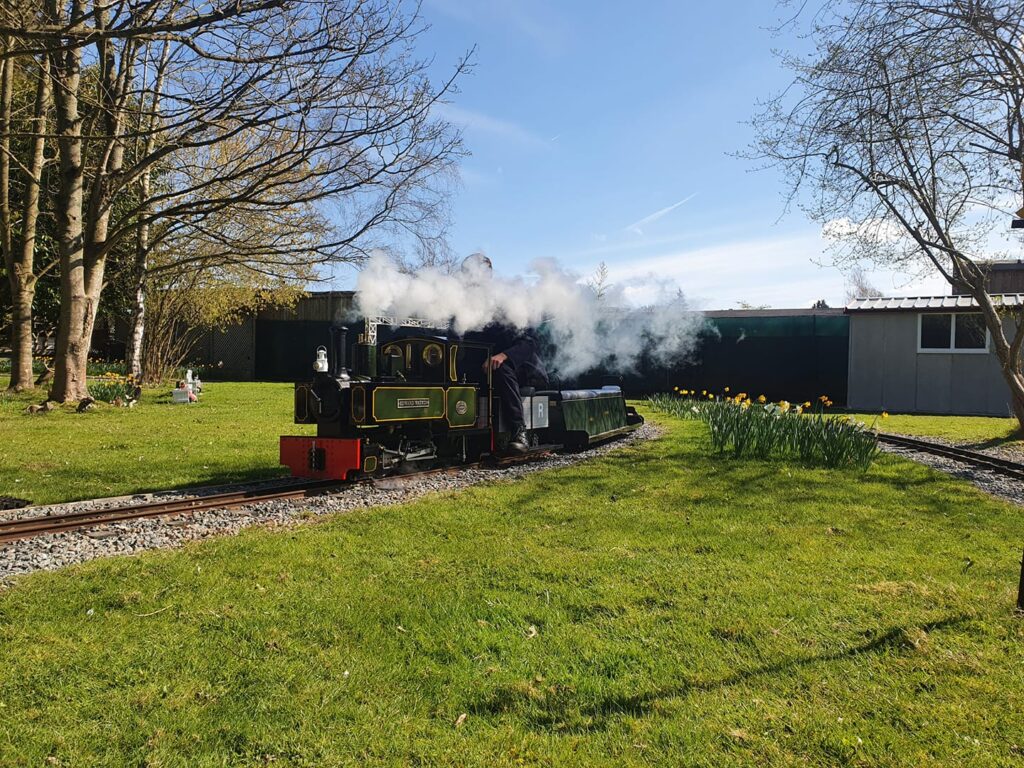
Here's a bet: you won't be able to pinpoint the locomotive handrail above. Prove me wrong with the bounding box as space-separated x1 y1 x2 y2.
361 316 441 345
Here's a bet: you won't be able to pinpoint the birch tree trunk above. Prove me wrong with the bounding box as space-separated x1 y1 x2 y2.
125 41 168 381
124 275 145 379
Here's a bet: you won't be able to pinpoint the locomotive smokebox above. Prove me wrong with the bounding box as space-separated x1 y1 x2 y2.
329 324 348 376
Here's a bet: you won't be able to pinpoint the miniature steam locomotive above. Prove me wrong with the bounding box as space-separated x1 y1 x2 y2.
279 317 644 480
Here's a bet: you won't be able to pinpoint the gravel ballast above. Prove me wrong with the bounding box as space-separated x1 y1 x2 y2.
0 425 658 585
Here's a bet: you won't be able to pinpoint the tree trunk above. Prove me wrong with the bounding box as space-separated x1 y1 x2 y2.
6 57 51 392
973 288 1024 431
8 285 34 390
48 17 90 402
125 278 145 379
0 45 13 384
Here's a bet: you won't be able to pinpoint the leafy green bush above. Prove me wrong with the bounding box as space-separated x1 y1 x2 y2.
649 391 880 469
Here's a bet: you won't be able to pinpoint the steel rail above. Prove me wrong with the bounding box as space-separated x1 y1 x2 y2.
877 432 1024 481
0 479 344 544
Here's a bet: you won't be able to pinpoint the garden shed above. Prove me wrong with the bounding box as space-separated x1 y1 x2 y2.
846 295 1022 416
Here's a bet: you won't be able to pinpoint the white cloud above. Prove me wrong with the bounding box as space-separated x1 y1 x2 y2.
624 194 697 236
597 232 949 309
433 103 548 148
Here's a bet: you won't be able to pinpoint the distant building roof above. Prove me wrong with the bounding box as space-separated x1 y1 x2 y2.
704 307 845 319
981 260 1024 272
846 294 1024 312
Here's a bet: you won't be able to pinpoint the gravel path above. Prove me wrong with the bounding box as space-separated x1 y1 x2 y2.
880 437 1024 507
0 425 658 586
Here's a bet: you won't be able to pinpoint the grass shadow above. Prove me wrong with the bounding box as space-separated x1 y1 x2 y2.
468 615 971 734
961 434 1024 451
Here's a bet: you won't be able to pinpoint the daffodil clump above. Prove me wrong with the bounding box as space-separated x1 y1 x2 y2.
654 389 881 469
87 371 141 405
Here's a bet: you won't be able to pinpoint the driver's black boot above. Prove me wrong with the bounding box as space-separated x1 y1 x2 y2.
509 425 529 453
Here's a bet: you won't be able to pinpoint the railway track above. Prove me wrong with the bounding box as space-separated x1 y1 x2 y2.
0 479 346 544
0 447 560 545
877 432 1024 481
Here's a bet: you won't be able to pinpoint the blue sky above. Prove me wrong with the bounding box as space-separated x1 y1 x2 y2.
339 0 950 309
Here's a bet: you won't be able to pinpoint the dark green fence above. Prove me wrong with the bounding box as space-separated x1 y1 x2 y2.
572 315 849 405
254 320 334 382
254 315 851 406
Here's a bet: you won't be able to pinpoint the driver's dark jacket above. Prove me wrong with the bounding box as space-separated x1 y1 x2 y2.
462 323 549 387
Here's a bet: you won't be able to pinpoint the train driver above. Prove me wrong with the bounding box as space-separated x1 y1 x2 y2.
461 253 550 453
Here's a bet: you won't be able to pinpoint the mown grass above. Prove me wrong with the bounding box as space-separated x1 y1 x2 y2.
1 411 1023 766
0 378 310 505
849 412 1023 450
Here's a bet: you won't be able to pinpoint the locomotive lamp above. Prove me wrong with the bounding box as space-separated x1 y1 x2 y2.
313 347 329 373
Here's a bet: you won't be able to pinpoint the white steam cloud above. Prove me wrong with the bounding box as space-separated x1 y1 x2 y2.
355 252 707 378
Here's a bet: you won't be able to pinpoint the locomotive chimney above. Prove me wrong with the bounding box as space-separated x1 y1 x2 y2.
329 324 348 376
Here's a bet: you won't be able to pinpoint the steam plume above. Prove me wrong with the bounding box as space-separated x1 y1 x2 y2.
355 252 706 378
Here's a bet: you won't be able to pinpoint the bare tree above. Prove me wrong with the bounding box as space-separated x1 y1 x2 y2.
141 250 305 384
2 0 465 401
752 0 1024 425
844 265 884 303
587 261 612 301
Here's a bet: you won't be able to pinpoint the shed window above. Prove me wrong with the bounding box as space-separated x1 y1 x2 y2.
917 313 989 353
919 314 951 349
954 314 987 349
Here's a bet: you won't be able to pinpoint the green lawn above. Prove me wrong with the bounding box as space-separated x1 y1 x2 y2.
1 411 1023 766
849 412 1024 450
0 378 311 505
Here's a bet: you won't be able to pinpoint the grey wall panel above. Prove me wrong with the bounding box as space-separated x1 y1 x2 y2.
880 314 918 412
983 349 1012 416
915 354 952 413
847 316 885 410
950 354 993 414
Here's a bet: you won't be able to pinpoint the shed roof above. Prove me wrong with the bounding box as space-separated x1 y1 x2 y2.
846 294 1024 312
